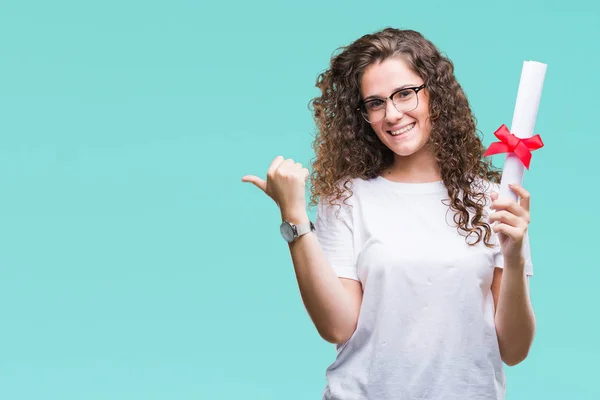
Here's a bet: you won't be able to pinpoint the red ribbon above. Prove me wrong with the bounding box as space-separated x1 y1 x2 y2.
484 124 544 169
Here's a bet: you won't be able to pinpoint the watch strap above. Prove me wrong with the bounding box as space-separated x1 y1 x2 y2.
295 221 315 238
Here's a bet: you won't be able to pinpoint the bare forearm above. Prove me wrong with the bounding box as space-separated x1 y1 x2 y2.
284 211 360 344
494 258 536 366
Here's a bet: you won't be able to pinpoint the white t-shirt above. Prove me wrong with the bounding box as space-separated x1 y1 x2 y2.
315 176 533 400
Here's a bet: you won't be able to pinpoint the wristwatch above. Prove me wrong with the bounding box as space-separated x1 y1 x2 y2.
280 220 315 243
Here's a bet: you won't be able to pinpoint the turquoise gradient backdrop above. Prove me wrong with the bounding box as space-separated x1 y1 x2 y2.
1 0 598 399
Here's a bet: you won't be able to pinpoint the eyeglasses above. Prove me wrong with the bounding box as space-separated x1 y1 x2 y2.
357 83 426 123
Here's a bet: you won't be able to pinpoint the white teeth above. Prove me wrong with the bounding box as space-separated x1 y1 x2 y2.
390 123 415 136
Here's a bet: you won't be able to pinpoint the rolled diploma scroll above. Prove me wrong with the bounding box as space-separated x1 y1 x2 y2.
498 61 547 202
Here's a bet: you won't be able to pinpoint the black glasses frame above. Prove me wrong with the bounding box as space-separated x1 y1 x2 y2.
357 83 426 123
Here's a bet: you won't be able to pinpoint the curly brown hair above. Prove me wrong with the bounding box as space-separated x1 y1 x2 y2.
308 27 501 247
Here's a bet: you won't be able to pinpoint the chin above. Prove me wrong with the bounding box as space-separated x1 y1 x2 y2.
381 134 427 157
392 147 419 157
391 145 424 157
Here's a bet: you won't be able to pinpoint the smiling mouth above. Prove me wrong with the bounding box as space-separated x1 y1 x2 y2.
387 123 416 136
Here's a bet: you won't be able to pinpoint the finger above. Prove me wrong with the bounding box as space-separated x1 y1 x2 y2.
275 159 297 175
509 184 531 212
490 191 498 202
302 167 310 181
489 210 523 228
491 198 528 218
267 156 285 178
241 175 267 192
493 223 525 241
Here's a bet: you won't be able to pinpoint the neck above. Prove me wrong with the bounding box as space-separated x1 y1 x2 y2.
381 146 441 183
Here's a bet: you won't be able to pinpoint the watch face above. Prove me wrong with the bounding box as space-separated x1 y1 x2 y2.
280 222 295 242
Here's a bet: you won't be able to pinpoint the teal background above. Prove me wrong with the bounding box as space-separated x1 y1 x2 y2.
0 0 597 398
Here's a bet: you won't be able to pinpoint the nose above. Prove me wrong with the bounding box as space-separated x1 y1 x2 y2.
384 100 403 124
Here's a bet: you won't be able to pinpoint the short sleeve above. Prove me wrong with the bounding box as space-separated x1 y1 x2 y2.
315 197 358 281
492 230 534 276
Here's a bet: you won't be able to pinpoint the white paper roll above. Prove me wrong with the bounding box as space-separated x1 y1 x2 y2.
497 61 547 201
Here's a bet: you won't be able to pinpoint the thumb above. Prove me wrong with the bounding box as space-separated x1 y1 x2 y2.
241 175 267 193
490 191 498 204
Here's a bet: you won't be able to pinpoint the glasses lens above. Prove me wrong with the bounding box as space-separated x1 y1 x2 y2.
392 89 418 113
360 88 421 123
361 101 385 123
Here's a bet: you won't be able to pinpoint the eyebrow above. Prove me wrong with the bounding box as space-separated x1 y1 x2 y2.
363 84 418 101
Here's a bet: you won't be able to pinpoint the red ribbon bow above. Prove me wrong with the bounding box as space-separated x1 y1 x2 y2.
484 124 544 169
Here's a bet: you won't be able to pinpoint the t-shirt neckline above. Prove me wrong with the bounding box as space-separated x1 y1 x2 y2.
374 175 447 194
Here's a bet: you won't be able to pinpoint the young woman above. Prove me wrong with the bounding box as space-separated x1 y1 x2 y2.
242 28 535 400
